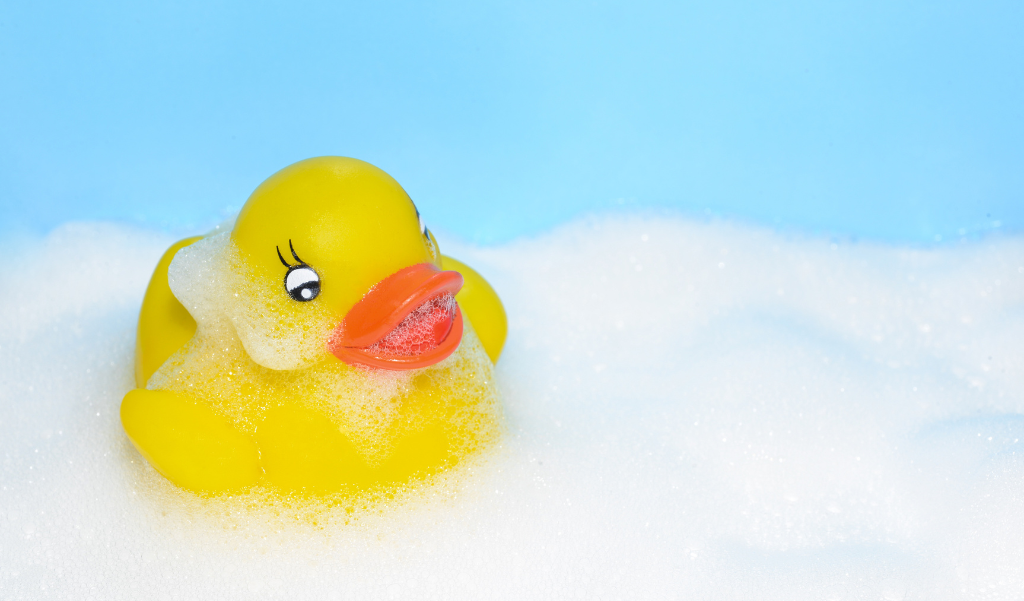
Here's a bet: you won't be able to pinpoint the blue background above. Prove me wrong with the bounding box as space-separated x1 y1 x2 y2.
2 0 1021 243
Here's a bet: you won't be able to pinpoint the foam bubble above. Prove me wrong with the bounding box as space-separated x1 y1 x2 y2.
368 293 458 358
2 216 1023 599
168 231 335 371
157 231 500 475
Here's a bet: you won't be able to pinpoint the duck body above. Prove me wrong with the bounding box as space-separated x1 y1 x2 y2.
121 157 507 496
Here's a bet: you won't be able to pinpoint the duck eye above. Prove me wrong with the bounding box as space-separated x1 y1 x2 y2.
413 203 428 236
285 266 320 302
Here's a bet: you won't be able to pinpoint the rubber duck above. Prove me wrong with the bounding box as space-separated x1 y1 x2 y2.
120 157 507 496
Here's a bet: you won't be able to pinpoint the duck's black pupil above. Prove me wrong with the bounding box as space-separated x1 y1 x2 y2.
288 281 320 302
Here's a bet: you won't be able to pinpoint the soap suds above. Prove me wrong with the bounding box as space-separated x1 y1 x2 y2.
168 231 335 372
368 293 458 358
157 228 499 468
2 216 1023 599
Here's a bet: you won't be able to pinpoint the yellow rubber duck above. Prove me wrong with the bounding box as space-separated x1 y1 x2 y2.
120 157 507 496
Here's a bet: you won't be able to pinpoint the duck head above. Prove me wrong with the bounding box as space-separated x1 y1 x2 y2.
171 156 464 372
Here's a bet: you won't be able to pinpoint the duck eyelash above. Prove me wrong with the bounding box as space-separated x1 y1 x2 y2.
276 240 308 268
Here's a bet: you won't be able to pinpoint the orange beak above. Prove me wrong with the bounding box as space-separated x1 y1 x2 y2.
328 263 464 370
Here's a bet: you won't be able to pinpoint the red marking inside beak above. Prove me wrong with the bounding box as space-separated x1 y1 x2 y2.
328 263 464 370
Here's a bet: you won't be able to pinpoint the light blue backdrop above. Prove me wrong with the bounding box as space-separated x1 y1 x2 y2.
2 0 1021 243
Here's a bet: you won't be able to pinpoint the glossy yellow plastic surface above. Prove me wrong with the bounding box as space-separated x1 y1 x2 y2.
253 374 457 494
135 236 201 387
230 157 444 325
121 157 507 496
121 389 261 493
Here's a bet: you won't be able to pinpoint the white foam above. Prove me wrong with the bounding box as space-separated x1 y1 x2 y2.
369 293 458 357
168 231 335 371
2 216 1023 599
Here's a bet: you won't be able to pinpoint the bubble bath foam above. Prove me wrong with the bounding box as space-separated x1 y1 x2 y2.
1 215 1022 600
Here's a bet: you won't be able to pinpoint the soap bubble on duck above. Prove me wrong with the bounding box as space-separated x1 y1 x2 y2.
368 293 459 358
159 230 409 433
2 215 1024 598
166 230 336 372
157 228 499 464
